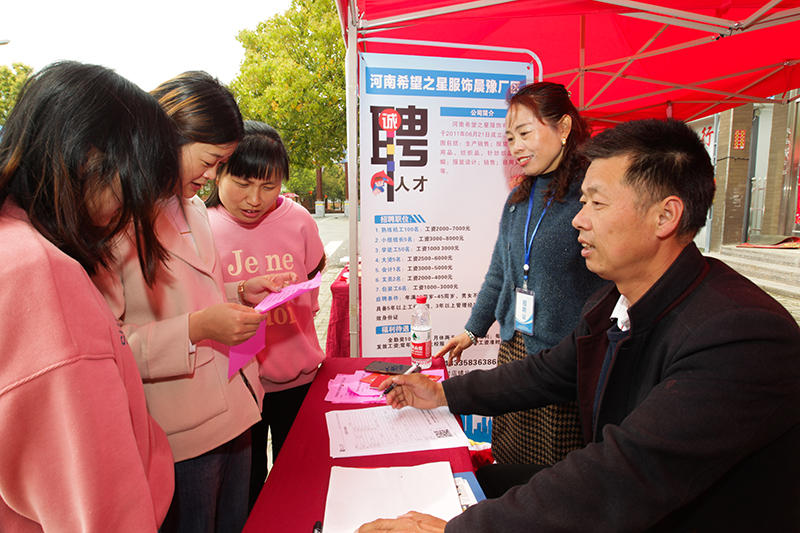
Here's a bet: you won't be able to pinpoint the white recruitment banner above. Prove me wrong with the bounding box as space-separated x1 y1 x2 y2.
359 53 531 376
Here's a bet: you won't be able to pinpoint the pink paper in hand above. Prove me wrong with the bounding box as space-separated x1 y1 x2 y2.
254 272 321 313
228 273 322 378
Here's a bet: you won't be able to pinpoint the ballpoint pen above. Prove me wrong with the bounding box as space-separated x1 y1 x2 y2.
312 520 323 533
381 362 421 396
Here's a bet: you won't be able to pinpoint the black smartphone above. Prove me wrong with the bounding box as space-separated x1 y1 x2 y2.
364 361 413 375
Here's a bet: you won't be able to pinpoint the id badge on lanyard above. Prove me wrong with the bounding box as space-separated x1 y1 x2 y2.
515 182 550 336
515 287 535 335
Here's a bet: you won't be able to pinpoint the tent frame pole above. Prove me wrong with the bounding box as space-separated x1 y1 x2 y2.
346 7 360 358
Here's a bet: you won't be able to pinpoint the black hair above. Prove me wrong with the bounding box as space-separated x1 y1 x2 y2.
0 61 180 282
205 121 289 208
582 118 715 240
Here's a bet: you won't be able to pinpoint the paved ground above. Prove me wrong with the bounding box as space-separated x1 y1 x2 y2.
312 213 354 349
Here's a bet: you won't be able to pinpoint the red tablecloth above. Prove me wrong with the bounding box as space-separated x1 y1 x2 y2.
243 357 472 533
325 265 362 358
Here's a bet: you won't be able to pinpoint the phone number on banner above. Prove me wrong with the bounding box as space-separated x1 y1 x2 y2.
448 358 498 367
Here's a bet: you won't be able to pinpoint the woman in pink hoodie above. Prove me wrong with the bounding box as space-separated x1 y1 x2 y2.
0 61 177 532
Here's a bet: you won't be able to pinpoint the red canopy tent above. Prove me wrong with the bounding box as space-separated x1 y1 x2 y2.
335 0 800 128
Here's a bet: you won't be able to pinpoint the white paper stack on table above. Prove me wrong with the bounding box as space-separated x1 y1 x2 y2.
321 370 475 533
322 462 463 533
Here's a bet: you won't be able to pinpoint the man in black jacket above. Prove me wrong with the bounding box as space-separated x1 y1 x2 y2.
358 118 800 533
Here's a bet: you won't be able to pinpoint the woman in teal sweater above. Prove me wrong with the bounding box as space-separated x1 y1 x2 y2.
436 82 608 465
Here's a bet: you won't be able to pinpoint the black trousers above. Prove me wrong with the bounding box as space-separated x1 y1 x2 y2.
248 382 312 511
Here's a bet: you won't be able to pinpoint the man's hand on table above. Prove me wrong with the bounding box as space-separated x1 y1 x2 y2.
356 511 447 532
379 373 448 410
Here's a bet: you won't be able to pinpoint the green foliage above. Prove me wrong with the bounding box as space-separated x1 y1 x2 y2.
0 63 33 126
284 164 346 201
198 180 214 201
231 0 346 171
286 166 317 196
321 163 346 201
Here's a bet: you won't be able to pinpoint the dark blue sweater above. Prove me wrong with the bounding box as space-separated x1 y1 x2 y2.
465 171 608 355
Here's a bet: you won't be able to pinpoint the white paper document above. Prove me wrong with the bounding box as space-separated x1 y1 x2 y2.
322 462 463 533
326 405 469 458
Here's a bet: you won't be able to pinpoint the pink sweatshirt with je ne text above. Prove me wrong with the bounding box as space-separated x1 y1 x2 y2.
208 199 326 392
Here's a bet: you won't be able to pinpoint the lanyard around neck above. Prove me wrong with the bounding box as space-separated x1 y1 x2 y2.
523 180 552 290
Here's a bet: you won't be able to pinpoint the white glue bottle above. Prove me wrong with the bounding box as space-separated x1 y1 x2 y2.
411 295 432 369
